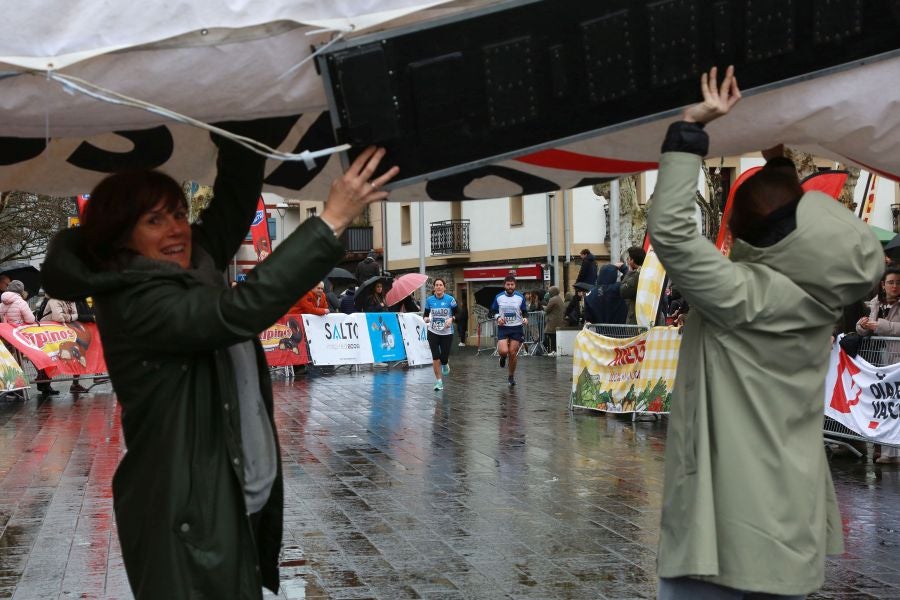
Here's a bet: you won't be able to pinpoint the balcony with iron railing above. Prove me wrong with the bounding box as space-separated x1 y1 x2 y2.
430 219 470 255
340 226 374 253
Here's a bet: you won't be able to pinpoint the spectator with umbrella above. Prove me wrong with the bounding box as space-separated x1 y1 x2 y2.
386 273 427 312
0 265 41 299
355 275 391 313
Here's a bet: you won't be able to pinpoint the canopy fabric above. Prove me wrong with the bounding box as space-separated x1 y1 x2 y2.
1 2 898 201
871 225 896 244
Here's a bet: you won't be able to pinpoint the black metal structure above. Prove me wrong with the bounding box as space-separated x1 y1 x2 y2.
430 219 470 255
316 0 900 190
339 226 374 253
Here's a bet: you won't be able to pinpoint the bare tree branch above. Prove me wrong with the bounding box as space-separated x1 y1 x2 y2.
0 191 72 264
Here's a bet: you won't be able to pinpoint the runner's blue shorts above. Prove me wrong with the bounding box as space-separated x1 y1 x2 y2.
497 325 524 343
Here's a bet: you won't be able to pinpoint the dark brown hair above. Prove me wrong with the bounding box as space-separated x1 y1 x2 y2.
627 246 646 266
81 170 187 269
729 168 803 244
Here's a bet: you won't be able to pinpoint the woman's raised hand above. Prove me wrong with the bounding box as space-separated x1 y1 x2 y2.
321 147 400 237
682 65 741 125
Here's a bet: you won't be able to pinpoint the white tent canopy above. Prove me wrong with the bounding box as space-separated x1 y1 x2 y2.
1 1 898 201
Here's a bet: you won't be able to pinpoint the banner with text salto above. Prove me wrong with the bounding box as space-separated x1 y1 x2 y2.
397 314 433 367
303 313 375 366
364 313 407 363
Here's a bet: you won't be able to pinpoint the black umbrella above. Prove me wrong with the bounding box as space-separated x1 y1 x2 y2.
573 282 593 292
0 265 40 298
886 234 900 261
326 267 357 285
474 286 504 309
354 275 393 310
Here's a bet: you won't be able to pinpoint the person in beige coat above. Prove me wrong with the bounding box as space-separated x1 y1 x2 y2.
542 286 564 355
43 295 87 393
649 67 882 598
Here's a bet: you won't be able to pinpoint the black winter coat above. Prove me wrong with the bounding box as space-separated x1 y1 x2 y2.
42 139 345 599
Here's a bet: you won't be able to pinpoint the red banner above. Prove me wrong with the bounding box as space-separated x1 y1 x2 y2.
715 166 762 256
0 322 107 376
260 314 309 367
77 194 90 218
801 170 849 200
250 197 272 262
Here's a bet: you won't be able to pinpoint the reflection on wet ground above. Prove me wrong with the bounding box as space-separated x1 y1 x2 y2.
0 351 898 598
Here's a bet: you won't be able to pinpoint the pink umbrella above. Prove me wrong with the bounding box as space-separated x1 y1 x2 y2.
385 273 428 306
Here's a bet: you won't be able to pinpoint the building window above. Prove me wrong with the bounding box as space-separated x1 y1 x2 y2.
243 217 277 241
401 204 412 244
509 195 524 226
306 207 317 219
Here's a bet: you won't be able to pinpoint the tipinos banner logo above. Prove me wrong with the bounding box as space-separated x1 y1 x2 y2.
0 322 107 375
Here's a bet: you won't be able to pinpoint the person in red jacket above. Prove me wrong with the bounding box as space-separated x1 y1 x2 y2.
292 281 329 315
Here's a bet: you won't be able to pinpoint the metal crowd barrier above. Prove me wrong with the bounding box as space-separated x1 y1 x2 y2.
524 310 546 355
856 335 900 367
824 335 900 457
1 347 111 401
475 319 497 355
585 323 649 339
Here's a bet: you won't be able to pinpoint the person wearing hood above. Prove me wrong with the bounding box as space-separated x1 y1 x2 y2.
355 250 381 283
339 287 357 314
542 286 564 356
40 125 398 600
583 264 628 325
0 280 35 326
650 67 882 598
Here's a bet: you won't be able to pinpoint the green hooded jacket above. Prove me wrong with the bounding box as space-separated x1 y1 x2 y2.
41 142 344 599
649 151 882 594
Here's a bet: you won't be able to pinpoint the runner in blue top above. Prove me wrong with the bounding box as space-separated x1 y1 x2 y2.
423 278 457 391
490 275 528 386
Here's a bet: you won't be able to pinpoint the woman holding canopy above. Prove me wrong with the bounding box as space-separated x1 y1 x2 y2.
41 125 398 599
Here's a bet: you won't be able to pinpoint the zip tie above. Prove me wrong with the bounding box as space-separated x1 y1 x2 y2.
44 71 349 169
278 29 347 82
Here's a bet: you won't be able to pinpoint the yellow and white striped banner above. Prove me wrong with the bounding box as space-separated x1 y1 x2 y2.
571 326 681 413
634 247 666 327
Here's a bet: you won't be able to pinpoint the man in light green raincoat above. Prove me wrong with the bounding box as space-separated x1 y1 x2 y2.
649 67 883 598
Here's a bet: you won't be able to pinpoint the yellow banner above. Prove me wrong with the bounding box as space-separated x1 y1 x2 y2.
634 247 665 327
571 326 681 413
0 343 28 391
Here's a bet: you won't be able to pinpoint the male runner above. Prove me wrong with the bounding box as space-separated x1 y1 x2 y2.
490 275 528 386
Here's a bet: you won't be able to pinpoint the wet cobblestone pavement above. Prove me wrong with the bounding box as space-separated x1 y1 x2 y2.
1 350 899 599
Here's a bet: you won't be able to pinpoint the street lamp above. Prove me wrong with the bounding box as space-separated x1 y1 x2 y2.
275 202 289 244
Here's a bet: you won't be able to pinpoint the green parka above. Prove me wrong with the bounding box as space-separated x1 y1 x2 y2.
649 151 882 595
42 142 344 599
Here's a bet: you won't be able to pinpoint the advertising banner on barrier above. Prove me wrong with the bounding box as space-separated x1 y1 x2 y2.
397 313 432 366
0 342 28 391
825 340 900 444
258 314 309 367
303 313 374 366
0 322 107 376
364 313 406 363
571 326 680 413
